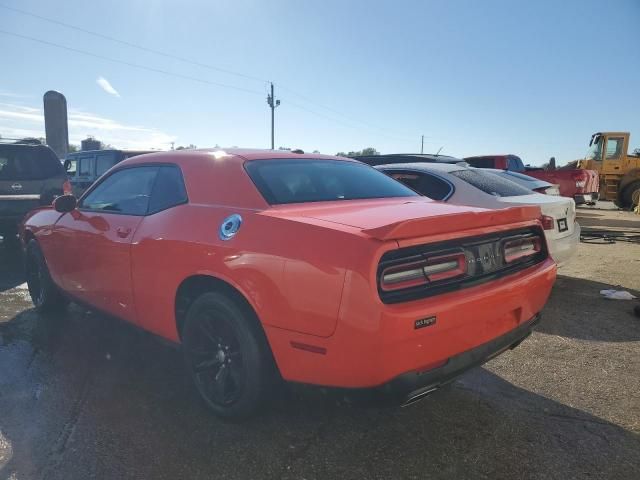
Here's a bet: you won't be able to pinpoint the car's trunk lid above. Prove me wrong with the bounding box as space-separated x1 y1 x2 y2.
497 195 576 239
266 198 541 241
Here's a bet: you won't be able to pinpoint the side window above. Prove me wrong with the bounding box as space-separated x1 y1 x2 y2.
605 137 624 160
389 171 453 200
78 156 94 177
419 172 454 200
96 154 115 177
507 156 525 172
81 166 158 215
147 166 188 214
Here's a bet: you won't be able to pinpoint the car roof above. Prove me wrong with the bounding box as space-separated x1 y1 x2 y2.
66 149 157 156
121 148 354 166
375 162 470 173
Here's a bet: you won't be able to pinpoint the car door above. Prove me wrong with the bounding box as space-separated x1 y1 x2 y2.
54 165 159 324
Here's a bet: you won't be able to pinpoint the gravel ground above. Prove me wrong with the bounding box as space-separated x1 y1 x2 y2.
0 202 639 480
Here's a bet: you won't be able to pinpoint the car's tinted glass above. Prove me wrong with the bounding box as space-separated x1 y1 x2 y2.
450 169 533 197
465 157 495 169
245 159 417 204
81 166 158 215
0 146 64 180
148 166 188 214
507 156 525 172
387 171 453 200
78 156 94 176
96 153 115 176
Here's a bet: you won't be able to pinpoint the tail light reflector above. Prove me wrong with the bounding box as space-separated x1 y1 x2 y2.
381 253 466 291
539 215 555 230
504 236 541 263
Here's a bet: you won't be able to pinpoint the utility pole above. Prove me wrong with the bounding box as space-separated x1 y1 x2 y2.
421 135 424 154
266 82 280 149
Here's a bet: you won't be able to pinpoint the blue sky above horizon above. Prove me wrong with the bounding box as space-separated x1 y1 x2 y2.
1 0 639 164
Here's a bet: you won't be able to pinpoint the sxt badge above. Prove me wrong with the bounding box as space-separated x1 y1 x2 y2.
415 316 436 329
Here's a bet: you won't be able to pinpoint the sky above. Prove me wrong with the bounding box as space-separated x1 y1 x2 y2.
1 0 639 165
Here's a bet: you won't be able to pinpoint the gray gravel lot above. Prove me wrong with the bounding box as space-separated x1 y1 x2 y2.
1 202 639 480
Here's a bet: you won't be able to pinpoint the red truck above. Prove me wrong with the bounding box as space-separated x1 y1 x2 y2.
464 154 599 205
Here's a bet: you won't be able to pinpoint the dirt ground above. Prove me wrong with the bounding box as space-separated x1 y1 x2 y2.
0 202 639 480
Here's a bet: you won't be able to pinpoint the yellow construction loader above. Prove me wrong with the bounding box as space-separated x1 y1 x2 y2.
577 132 640 208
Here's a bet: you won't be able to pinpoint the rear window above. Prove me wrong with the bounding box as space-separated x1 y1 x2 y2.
245 159 417 205
0 146 63 180
450 169 534 197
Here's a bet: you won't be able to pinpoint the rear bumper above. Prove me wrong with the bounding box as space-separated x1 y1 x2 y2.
265 258 556 389
340 313 541 406
547 223 580 267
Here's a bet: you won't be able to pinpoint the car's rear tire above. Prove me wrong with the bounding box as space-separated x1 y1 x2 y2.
25 239 69 313
182 291 275 420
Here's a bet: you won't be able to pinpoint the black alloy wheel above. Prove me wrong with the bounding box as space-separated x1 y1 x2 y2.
182 292 274 419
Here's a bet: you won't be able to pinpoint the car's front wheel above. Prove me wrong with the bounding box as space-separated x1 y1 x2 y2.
25 239 68 313
182 292 275 420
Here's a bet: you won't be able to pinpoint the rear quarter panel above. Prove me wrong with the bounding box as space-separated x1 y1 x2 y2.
130 204 384 341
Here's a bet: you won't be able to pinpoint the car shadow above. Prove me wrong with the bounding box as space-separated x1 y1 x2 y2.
536 275 640 342
1 307 639 479
578 216 640 230
0 238 25 292
577 210 640 233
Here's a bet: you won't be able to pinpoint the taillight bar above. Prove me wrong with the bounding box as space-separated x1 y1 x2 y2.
539 215 555 230
503 236 541 263
380 252 466 291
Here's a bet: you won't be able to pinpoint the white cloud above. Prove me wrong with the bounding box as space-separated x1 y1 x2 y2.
96 77 121 98
0 102 175 150
0 90 32 99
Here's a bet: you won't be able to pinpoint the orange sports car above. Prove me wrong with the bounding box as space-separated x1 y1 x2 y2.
21 149 556 418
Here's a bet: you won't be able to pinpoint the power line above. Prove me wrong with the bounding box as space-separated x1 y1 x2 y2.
0 3 267 84
0 29 264 96
0 3 427 143
277 83 417 141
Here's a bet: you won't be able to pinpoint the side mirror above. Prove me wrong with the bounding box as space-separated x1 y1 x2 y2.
63 159 71 171
53 194 77 213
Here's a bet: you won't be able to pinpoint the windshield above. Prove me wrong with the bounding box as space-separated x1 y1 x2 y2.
450 169 534 197
0 146 64 180
245 159 417 204
586 137 603 160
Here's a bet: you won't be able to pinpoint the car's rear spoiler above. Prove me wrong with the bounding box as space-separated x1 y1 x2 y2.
362 205 541 241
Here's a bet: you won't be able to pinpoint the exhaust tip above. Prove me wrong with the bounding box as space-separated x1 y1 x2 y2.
401 386 439 407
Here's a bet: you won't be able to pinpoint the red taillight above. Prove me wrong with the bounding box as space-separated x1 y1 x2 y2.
62 179 72 195
503 236 541 263
539 215 554 230
380 253 466 291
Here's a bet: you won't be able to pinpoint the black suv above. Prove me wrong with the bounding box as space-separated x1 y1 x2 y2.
0 141 69 243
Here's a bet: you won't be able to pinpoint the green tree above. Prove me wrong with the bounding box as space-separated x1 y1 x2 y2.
336 147 379 157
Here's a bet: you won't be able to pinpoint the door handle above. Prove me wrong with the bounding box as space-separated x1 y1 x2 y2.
116 226 132 238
